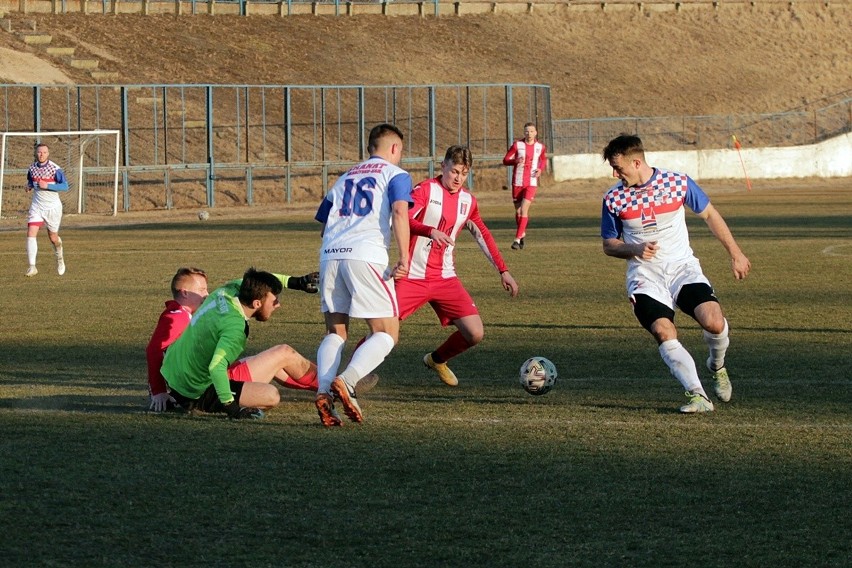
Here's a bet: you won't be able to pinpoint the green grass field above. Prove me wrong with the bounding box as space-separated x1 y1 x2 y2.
1 184 850 567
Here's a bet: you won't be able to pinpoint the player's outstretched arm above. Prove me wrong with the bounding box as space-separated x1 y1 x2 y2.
698 204 751 280
287 272 319 293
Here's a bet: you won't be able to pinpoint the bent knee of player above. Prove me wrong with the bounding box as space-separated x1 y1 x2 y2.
270 343 301 364
254 386 281 409
464 328 485 346
694 303 725 334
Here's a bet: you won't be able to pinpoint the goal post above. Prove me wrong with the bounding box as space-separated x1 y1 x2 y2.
0 130 121 219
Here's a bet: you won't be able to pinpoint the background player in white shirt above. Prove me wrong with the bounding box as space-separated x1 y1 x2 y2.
313 123 412 427
600 134 751 413
25 143 69 277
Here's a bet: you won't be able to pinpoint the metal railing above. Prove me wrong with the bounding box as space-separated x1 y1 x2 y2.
552 98 852 155
0 83 551 213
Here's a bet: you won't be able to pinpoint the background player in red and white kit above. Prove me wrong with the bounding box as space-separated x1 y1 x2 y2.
313 123 412 427
25 143 69 277
600 134 751 413
145 267 322 413
402 145 519 387
503 122 546 250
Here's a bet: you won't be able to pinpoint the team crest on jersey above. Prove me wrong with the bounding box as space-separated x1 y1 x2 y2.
459 202 468 216
640 207 657 231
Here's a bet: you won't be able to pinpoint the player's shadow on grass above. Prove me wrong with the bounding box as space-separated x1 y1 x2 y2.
0 394 143 414
578 401 683 414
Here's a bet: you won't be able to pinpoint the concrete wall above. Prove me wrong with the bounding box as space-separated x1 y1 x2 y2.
552 133 852 181
0 0 838 17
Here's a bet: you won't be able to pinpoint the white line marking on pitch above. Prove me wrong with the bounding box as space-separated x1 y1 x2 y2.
823 243 852 257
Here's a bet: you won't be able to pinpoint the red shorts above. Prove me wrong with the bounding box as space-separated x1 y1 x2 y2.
396 277 478 327
512 185 538 202
227 360 253 382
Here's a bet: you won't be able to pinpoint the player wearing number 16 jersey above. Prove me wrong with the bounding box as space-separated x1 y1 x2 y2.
312 123 412 427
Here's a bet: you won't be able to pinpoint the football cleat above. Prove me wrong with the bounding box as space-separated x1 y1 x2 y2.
519 237 525 250
56 256 66 276
709 363 732 402
25 265 38 277
330 377 363 423
511 240 521 250
315 393 342 427
238 407 266 420
424 352 458 387
679 391 714 414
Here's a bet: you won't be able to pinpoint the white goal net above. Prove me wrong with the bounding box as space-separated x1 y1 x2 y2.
0 130 120 219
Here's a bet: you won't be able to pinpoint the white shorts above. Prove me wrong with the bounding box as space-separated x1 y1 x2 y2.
626 258 710 310
28 201 63 233
319 259 398 319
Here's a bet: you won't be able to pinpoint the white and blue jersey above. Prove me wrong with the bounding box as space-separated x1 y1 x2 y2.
315 156 413 265
27 160 69 209
601 168 713 306
601 168 710 266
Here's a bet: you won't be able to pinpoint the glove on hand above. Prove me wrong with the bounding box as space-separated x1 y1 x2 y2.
288 272 319 294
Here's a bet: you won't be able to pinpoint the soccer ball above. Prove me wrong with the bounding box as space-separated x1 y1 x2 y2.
519 356 557 396
197 210 210 221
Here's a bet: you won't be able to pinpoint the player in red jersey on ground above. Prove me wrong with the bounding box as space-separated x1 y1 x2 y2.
401 145 519 386
503 122 546 250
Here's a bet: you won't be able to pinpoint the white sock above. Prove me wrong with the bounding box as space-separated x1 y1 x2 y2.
703 319 729 371
26 237 37 266
53 237 64 259
341 332 395 390
316 333 345 394
659 339 705 396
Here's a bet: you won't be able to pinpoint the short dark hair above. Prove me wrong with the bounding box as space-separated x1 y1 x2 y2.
170 267 207 298
238 267 283 305
443 145 473 169
523 122 537 129
367 123 404 154
603 134 645 162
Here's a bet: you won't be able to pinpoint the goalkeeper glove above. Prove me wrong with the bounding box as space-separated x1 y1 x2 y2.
288 272 319 294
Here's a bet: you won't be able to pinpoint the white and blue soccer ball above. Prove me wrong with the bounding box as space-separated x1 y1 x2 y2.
519 356 557 396
197 210 210 221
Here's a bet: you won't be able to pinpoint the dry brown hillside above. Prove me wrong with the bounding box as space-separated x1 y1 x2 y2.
0 4 850 119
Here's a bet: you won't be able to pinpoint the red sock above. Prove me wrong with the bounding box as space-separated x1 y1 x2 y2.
515 217 529 240
281 363 318 391
434 331 472 363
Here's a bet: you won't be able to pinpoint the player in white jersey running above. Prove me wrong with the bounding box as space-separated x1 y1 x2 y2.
25 143 69 277
401 145 519 387
503 122 546 250
313 123 412 427
600 134 751 413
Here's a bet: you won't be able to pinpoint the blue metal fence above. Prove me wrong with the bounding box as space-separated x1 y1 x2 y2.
0 83 552 213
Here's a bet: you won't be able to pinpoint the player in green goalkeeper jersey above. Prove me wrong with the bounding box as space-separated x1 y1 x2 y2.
161 267 315 419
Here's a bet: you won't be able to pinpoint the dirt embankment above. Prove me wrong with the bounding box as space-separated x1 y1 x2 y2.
0 5 849 118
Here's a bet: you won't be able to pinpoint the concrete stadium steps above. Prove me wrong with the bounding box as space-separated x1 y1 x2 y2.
1 16 117 82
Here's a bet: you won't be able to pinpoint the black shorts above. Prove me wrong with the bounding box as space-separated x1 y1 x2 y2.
170 380 246 414
632 283 718 331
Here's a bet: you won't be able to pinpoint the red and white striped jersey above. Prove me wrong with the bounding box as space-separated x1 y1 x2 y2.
503 140 546 188
406 177 508 281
